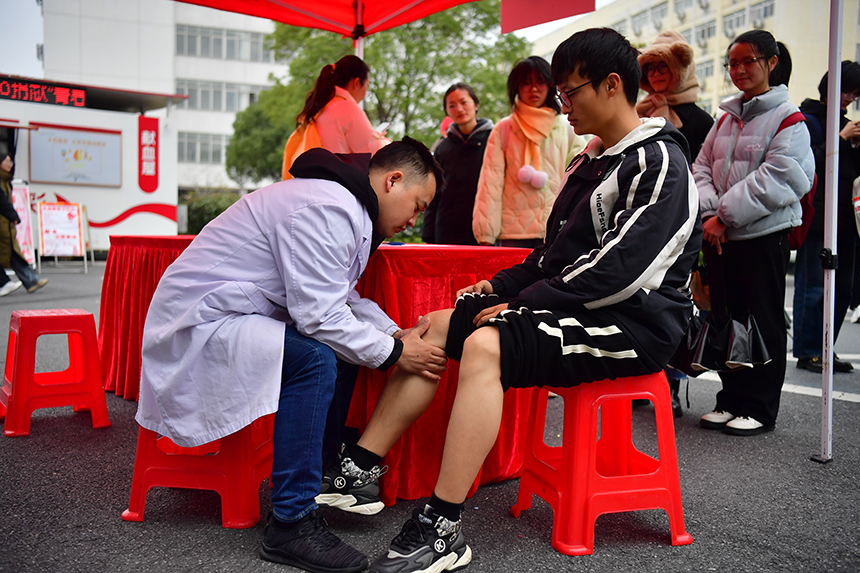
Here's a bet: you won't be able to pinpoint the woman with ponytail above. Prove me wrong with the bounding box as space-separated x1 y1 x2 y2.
473 56 585 247
283 55 389 178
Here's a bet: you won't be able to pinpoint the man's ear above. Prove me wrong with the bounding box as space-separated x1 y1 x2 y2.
606 73 623 97
386 170 404 191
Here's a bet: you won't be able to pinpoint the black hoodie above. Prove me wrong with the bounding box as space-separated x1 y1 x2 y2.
489 119 702 368
290 148 386 253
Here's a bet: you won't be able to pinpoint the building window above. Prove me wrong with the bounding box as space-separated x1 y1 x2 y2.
610 20 628 36
179 133 228 164
696 60 714 78
700 100 712 115
651 2 668 27
695 20 716 46
675 0 693 12
750 0 775 22
176 79 268 112
631 11 649 35
176 25 274 62
680 28 693 45
723 9 745 37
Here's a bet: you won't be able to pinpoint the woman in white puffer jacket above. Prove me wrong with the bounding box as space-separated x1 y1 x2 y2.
473 56 585 247
693 30 814 437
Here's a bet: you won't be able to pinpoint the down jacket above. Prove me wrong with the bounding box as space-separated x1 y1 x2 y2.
473 114 584 244
693 85 815 241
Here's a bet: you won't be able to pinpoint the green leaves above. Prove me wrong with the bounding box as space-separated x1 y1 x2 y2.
226 0 531 187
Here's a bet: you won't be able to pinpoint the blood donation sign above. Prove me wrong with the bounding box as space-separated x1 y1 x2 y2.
38 202 85 257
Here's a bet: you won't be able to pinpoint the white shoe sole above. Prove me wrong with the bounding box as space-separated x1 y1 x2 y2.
315 493 384 515
416 545 472 573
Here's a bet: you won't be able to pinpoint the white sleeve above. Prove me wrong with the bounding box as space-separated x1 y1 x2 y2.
277 202 395 368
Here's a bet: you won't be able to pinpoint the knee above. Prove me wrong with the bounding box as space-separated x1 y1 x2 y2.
421 309 453 348
460 327 501 384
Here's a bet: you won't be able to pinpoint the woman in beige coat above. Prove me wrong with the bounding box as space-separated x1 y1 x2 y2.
473 56 585 247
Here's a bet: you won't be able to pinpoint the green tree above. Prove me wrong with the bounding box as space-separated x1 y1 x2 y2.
226 0 530 187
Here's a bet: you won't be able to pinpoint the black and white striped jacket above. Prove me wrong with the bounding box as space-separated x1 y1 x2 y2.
489 117 703 366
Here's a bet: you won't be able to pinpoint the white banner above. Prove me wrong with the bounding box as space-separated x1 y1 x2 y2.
11 184 35 265
29 124 121 187
39 202 85 257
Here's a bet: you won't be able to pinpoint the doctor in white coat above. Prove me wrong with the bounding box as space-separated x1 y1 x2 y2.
136 139 446 573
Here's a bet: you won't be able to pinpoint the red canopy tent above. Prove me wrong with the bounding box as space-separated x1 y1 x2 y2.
175 0 480 57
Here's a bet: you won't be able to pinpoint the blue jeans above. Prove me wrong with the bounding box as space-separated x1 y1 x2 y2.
270 324 338 522
0 251 40 289
792 235 856 359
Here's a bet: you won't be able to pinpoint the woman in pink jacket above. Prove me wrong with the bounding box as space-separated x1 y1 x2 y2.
473 56 585 247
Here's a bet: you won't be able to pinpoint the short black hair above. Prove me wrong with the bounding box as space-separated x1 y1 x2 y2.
507 56 561 112
817 60 860 101
443 83 480 112
551 28 641 105
369 137 444 194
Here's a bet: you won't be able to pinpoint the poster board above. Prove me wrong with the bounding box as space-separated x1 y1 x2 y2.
29 123 122 187
38 202 85 257
11 183 35 265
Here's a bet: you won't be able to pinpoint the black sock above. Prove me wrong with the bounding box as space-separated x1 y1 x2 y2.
427 494 463 522
271 511 312 532
347 444 382 471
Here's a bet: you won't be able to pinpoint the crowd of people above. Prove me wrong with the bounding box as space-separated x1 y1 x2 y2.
135 24 859 573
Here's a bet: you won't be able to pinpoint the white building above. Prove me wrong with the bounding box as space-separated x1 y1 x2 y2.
40 0 286 192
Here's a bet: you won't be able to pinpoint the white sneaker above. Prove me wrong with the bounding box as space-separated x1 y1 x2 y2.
850 306 860 324
700 410 734 430
724 416 774 436
0 281 21 297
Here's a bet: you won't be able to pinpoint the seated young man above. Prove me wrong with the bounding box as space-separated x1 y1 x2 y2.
317 28 703 573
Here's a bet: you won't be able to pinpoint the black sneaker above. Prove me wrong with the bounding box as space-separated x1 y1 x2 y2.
260 511 368 573
316 455 386 515
369 507 472 573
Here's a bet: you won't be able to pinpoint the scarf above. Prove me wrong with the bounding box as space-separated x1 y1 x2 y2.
509 99 557 171
635 85 699 129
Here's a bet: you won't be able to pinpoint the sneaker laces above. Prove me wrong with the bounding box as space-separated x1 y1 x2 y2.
342 458 389 486
305 514 343 552
391 511 432 552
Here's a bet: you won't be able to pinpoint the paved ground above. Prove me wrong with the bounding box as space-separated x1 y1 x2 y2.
0 262 858 573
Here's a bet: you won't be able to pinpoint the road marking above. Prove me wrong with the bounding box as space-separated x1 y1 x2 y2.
694 355 860 403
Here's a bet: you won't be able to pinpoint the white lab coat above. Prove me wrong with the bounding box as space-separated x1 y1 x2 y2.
136 178 398 447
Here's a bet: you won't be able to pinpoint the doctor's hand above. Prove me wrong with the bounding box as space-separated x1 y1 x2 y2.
396 317 447 381
456 280 494 299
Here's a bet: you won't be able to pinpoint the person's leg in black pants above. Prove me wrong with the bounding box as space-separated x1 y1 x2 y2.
321 358 361 466
705 231 789 429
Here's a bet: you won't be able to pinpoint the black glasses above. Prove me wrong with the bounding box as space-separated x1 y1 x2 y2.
645 62 670 76
555 79 596 108
724 57 764 72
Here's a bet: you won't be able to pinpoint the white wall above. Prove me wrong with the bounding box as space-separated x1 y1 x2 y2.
7 99 178 250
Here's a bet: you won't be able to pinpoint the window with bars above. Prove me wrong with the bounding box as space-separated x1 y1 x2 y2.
176 79 268 112
651 2 668 26
680 29 693 45
611 20 628 36
632 11 649 35
695 20 716 45
723 9 746 36
176 25 273 63
696 60 714 78
178 132 228 164
750 0 775 22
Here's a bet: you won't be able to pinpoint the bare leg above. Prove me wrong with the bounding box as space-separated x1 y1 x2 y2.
358 309 453 456
434 326 503 503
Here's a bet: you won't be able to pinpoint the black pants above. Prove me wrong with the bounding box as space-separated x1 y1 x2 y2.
321 358 360 464
0 250 39 290
703 231 789 426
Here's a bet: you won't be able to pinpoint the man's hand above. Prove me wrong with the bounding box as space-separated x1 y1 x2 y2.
474 303 508 326
702 216 728 255
396 316 447 381
456 280 494 299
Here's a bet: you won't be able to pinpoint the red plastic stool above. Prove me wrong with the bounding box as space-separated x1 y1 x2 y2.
0 309 111 436
510 371 692 555
122 414 275 529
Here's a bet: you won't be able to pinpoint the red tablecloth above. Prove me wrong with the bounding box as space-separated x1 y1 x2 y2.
98 235 195 400
98 239 533 503
350 244 535 505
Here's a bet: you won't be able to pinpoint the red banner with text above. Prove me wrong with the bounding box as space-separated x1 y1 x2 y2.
138 116 158 193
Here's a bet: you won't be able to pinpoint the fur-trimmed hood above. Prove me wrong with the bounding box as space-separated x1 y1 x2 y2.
638 30 699 96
